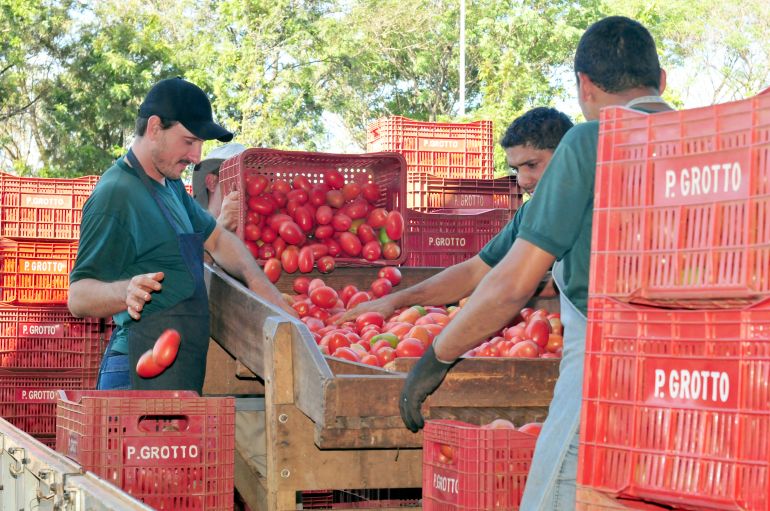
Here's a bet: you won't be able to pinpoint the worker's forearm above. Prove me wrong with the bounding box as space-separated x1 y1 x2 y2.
68 278 130 318
388 257 490 309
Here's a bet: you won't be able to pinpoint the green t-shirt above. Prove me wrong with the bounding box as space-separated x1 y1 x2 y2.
517 122 599 315
478 201 530 267
71 156 217 354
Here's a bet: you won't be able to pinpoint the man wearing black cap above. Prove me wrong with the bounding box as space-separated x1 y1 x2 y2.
68 77 295 392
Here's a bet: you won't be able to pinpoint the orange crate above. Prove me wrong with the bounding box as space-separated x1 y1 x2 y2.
219 148 408 266
367 116 494 179
0 368 98 437
579 296 770 510
56 390 235 511
0 239 78 305
0 172 98 240
0 305 109 371
423 420 535 510
404 209 510 267
591 94 770 307
406 174 522 216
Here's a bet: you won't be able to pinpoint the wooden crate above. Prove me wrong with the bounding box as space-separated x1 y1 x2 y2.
205 265 559 510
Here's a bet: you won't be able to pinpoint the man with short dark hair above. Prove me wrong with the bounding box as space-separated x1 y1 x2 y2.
337 107 573 323
69 77 295 392
399 17 674 509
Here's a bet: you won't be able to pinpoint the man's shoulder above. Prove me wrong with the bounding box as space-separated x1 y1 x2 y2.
561 120 599 144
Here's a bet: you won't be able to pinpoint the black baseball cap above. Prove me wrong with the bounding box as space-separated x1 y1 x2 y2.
138 77 233 142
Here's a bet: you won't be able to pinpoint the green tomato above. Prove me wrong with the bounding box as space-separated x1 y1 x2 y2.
378 227 393 245
370 332 399 348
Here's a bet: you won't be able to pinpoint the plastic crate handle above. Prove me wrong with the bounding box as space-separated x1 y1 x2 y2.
138 414 190 433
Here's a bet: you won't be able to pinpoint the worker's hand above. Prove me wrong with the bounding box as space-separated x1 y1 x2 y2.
125 272 164 320
399 344 455 432
336 295 397 324
217 190 240 232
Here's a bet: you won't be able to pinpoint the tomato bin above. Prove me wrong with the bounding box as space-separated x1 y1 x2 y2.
406 174 522 218
56 390 235 511
0 239 78 305
218 148 408 283
422 419 537 510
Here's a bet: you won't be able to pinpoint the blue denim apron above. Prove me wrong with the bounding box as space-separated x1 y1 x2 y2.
520 260 587 510
96 149 210 393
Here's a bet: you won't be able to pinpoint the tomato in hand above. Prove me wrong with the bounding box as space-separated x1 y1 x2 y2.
152 329 181 368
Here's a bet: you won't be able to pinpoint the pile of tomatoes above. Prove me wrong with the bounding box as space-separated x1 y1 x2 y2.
287 269 563 367
240 169 405 283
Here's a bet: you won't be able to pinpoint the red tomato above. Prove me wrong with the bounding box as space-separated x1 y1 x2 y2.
385 211 404 241
546 334 564 353
359 353 379 366
525 319 552 348
272 179 291 194
309 306 331 321
361 183 380 203
342 182 361 201
263 258 282 283
382 241 401 260
322 239 342 257
308 243 329 259
281 246 299 273
549 316 563 336
293 175 312 192
355 312 385 332
152 329 181 368
314 225 334 239
518 422 543 437
339 285 359 305
246 211 262 226
370 277 393 297
298 246 314 273
361 240 382 261
357 224 377 244
310 286 339 308
249 195 275 216
519 307 534 321
293 276 311 294
475 342 500 357
317 255 336 273
482 419 517 430
136 349 165 378
321 331 350 353
247 175 269 196
302 316 325 332
348 218 366 234
294 206 314 232
361 329 381 345
326 190 345 208
278 221 305 245
272 238 286 259
396 338 426 358
308 278 326 292
508 340 539 358
286 188 308 204
332 347 360 362
245 240 259 259
371 339 392 352
244 223 261 241
346 291 371 309
315 205 333 225
375 346 396 366
345 200 368 220
309 185 328 206
332 213 352 232
292 299 310 317
378 267 402 286
261 227 277 244
325 169 345 190
367 208 388 229
272 190 287 208
258 244 276 260
338 232 362 256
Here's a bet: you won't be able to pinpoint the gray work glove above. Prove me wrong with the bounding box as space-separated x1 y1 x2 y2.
399 345 455 432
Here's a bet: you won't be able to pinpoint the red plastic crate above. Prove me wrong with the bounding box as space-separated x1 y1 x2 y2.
219 148 408 266
404 209 510 267
0 368 98 437
423 420 536 510
367 116 494 179
0 305 109 371
406 174 522 217
591 93 770 307
579 296 770 510
0 171 98 240
56 390 235 511
0 239 78 305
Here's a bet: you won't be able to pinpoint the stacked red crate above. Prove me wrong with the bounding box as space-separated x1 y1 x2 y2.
367 116 521 268
0 171 106 445
579 92 770 510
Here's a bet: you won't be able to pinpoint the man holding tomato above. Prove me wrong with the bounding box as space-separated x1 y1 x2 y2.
400 16 674 510
338 107 573 324
68 77 295 393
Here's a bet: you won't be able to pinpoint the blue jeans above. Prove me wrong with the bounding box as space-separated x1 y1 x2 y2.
97 352 131 390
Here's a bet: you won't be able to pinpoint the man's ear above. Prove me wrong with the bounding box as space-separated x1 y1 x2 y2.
658 69 667 95
146 115 162 140
204 173 219 193
577 72 596 103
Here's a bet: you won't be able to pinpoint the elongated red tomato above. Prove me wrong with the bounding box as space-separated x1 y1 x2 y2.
361 240 381 261
325 169 345 190
385 211 404 241
316 255 336 273
338 232 362 256
281 246 299 273
361 183 380 203
315 205 333 225
342 182 362 201
247 175 269 196
378 266 402 285
298 246 314 273
137 349 164 378
278 221 305 245
263 258 282 283
293 276 311 294
293 175 312 192
152 329 181 368
310 286 339 308
294 206 314 232
268 213 293 232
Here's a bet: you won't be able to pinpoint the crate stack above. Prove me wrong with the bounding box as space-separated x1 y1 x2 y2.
367 116 523 267
0 171 108 447
577 92 770 510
